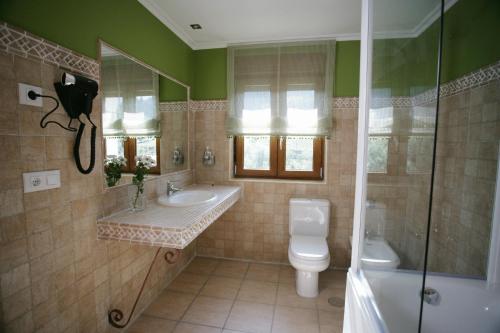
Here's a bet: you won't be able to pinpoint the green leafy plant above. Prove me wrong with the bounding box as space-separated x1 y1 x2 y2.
104 156 127 187
131 155 154 209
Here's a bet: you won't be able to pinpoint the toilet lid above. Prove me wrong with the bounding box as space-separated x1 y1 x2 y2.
290 236 329 261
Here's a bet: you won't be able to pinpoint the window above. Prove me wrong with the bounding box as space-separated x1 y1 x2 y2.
227 42 333 180
234 136 324 180
104 137 160 174
406 106 435 173
368 107 393 173
367 136 389 173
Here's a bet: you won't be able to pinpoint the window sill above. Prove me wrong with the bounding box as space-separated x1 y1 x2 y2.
227 176 327 185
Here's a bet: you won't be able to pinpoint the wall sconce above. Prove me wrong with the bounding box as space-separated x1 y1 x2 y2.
172 146 184 165
202 146 215 166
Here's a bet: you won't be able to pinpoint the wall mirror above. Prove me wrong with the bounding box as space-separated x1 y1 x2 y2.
99 42 190 188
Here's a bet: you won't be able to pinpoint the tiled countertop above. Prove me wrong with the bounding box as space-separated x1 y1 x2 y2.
97 185 241 248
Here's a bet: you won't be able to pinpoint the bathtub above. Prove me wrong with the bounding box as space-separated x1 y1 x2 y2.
344 269 500 333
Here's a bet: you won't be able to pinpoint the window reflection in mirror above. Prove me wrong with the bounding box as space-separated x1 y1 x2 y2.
100 42 189 188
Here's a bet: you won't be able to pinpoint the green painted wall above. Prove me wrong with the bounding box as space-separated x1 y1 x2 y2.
372 0 500 97
0 0 194 93
335 41 361 97
441 0 500 82
192 42 360 100
2 0 498 100
159 77 187 102
192 48 227 100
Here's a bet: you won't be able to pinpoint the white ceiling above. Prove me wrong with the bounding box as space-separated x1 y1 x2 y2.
138 0 458 50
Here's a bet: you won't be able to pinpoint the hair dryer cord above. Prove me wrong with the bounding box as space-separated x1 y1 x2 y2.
36 93 78 132
73 121 96 174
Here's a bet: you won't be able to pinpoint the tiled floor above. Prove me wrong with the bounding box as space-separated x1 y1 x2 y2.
127 257 346 333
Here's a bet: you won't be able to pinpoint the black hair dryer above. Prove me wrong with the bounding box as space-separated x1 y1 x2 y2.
53 73 99 174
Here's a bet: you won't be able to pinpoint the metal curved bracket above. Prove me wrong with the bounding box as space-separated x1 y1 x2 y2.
164 249 181 264
108 247 182 329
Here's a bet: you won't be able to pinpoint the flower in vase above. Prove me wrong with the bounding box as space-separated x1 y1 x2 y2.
104 156 127 187
131 155 154 210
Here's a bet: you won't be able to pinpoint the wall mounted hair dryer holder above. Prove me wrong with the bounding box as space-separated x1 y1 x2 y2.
31 72 99 174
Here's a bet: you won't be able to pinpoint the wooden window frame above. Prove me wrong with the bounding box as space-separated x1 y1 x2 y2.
104 137 161 174
234 136 324 180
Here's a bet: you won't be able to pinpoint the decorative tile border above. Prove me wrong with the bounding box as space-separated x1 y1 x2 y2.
190 100 227 112
332 97 359 109
189 61 499 111
413 60 500 106
181 192 240 244
97 186 241 248
0 22 99 79
372 97 412 108
159 101 188 112
440 60 500 98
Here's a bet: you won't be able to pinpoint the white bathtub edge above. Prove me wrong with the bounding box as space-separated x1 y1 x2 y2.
344 268 388 333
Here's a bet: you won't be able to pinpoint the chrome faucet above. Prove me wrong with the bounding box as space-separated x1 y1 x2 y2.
166 181 182 196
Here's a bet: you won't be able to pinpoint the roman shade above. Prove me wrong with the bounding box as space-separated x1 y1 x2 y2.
101 55 160 138
226 41 335 137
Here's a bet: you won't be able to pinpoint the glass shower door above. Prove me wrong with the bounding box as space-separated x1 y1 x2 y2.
355 0 443 331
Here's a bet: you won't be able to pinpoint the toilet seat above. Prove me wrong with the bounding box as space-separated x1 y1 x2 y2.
288 236 330 274
290 236 329 261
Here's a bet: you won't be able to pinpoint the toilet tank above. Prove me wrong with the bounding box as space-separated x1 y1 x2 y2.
289 198 330 237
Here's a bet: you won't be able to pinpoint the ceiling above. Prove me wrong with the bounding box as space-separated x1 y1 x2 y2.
138 0 458 50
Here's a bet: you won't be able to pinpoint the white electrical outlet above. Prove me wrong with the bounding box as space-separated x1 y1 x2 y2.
18 83 43 107
23 170 60 193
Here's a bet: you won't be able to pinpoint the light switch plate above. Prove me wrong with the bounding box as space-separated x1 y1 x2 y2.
23 170 60 193
18 83 42 107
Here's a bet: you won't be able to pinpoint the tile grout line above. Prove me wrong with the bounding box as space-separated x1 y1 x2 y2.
222 260 251 331
172 259 222 331
269 268 281 333
140 259 346 332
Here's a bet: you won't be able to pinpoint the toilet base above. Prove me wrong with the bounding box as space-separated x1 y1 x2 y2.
296 270 319 298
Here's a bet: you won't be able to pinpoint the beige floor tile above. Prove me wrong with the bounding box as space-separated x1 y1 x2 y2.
174 322 222 333
127 315 177 333
237 280 277 305
245 263 280 282
278 266 295 284
185 257 220 275
200 276 242 300
222 330 241 333
272 306 319 333
315 288 345 313
318 310 343 333
213 260 249 279
224 301 274 333
182 296 233 328
144 290 196 320
168 272 210 294
276 283 316 309
318 270 347 290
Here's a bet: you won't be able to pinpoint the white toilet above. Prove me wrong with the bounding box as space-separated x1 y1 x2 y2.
288 198 330 298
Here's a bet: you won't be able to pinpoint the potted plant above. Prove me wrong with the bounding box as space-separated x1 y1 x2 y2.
104 156 127 187
130 155 154 211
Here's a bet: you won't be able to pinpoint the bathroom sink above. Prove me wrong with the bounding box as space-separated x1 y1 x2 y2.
157 190 217 207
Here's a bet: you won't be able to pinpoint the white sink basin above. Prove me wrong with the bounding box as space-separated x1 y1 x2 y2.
158 190 217 207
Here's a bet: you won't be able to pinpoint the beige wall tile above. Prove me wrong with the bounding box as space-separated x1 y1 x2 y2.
1 47 197 332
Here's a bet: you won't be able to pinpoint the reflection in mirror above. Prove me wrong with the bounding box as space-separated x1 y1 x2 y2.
100 43 189 188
